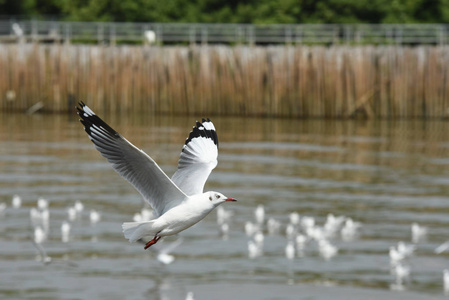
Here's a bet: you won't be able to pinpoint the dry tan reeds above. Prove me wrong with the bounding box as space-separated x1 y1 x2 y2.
1 44 449 118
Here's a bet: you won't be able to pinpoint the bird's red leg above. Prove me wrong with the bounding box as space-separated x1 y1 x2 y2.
144 236 161 250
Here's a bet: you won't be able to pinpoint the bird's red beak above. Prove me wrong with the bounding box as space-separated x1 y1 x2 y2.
225 198 237 202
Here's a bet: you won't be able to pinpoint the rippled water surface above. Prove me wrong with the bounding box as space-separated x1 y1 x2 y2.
1 112 449 299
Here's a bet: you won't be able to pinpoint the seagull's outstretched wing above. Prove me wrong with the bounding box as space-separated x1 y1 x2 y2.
77 102 187 217
171 119 218 196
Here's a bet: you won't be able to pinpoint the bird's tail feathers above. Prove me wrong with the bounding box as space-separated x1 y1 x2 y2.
122 221 158 243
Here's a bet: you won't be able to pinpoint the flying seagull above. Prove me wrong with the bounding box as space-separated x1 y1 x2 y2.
76 102 236 249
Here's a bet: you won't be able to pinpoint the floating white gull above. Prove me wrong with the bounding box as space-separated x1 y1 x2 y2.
90 209 101 225
411 222 427 243
245 221 258 236
389 241 414 266
185 291 195 300
444 269 449 294
74 200 84 214
285 241 295 260
77 102 236 249
247 240 262 259
397 241 415 257
301 216 315 230
389 246 405 265
30 207 49 230
12 194 22 208
324 213 345 238
61 221 71 243
390 262 410 291
254 204 265 225
37 197 48 211
285 223 297 240
218 222 229 238
216 206 233 225
435 240 449 254
155 237 184 265
34 226 47 244
341 218 361 241
318 239 338 260
289 212 300 226
267 217 281 235
67 206 77 221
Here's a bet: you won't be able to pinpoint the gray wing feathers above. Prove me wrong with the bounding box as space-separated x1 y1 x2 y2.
77 102 187 217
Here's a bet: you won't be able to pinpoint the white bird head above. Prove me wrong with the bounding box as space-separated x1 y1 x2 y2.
207 191 237 207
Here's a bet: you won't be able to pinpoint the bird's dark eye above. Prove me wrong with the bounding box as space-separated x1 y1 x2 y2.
209 196 212 201
216 194 220 199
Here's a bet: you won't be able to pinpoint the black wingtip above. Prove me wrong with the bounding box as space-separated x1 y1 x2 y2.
76 101 86 115
76 102 119 138
183 118 218 151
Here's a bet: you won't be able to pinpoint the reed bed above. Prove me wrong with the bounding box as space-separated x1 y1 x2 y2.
1 43 449 118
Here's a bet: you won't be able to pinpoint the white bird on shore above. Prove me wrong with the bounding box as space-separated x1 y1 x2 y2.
77 102 236 250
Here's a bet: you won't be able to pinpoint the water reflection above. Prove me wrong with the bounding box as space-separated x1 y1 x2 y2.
1 112 449 299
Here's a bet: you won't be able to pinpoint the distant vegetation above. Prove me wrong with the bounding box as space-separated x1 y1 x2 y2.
2 44 449 118
1 0 449 24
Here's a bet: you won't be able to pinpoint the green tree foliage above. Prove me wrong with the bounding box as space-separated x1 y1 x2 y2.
1 0 449 23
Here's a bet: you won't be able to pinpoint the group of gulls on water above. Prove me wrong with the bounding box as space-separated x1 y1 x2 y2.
1 102 449 295
2 192 449 294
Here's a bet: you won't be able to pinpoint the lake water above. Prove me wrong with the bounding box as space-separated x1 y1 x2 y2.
1 111 449 299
